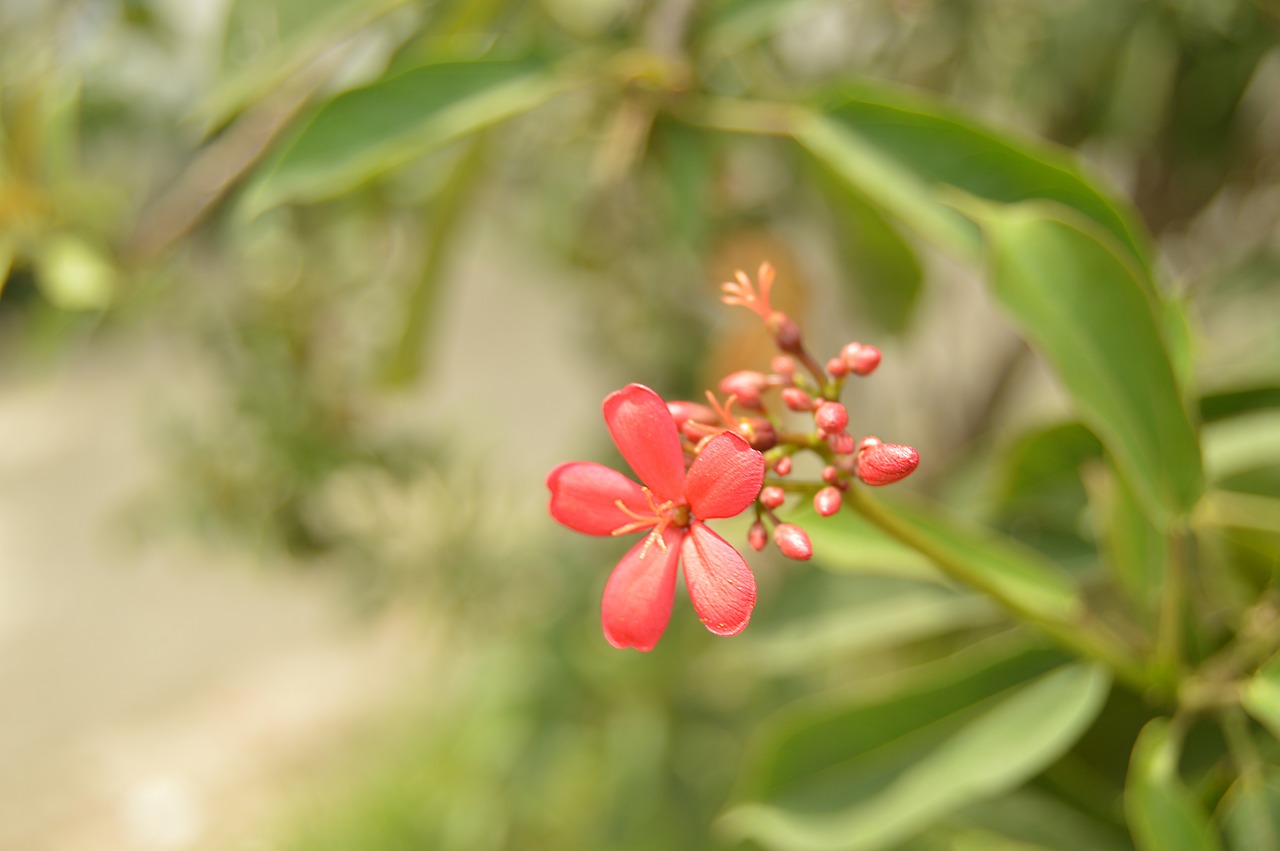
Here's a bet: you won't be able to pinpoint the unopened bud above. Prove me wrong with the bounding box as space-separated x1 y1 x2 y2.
781 387 814 412
842 342 881 376
821 465 840 485
719 370 769 409
814 486 843 516
748 521 768 552
667 400 718 430
856 439 920 486
774 456 793 476
826 357 850 378
774 523 812 560
760 486 786 509
830 433 856 455
771 356 796 379
737 417 777 451
815 401 849 434
768 312 803 353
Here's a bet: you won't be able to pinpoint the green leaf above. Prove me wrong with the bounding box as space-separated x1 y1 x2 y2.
798 502 937 582
848 491 1083 624
1242 655 1280 743
1125 718 1223 851
722 650 1110 851
244 58 566 214
801 81 1150 269
1089 463 1166 621
811 157 924 334
980 204 1202 524
1220 767 1280 851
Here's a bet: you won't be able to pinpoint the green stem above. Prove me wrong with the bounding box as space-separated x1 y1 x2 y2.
842 487 1152 693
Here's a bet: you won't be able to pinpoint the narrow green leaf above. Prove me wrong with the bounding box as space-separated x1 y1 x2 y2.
1220 767 1280 851
815 82 1151 270
244 58 566 214
981 204 1203 524
1088 463 1167 621
723 653 1110 851
1126 718 1223 851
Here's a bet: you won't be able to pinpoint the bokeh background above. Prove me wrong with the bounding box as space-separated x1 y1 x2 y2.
2 0 1279 849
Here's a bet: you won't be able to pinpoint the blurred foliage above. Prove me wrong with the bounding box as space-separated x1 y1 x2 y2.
4 0 1280 849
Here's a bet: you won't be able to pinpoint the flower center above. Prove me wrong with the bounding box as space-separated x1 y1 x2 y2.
611 487 690 558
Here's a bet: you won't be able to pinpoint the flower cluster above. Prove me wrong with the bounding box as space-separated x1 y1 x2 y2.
548 263 918 650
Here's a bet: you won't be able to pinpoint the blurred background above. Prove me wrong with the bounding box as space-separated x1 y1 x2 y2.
1 0 1278 849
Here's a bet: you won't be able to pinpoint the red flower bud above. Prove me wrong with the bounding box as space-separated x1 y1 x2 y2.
781 387 814 412
814 486 842 516
719 370 769 409
748 521 768 552
821 465 839 485
667 400 718 430
842 343 881 376
737 417 777 451
855 440 919 486
773 523 812 560
774 456 793 476
768 312 803 353
760 486 786 509
771 356 796 379
829 433 856 455
826 357 850 378
815 401 849 434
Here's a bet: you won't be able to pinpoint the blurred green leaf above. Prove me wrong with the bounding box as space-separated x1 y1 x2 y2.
936 788 1132 851
850 491 1084 623
1220 766 1280 851
33 233 116 311
1201 386 1280 424
1203 411 1280 483
798 502 936 581
992 421 1101 521
1090 464 1166 621
0 236 13 300
722 649 1109 851
812 157 924 334
803 82 1151 269
206 0 410 131
980 204 1202 525
1126 718 1223 851
245 57 566 214
1242 655 1280 744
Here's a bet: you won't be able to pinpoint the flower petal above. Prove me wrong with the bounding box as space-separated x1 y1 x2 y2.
681 521 756 636
547 462 649 535
603 384 687 501
684 431 765 520
602 526 683 651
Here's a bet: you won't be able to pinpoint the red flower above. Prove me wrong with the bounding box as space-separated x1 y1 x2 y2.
547 384 766 651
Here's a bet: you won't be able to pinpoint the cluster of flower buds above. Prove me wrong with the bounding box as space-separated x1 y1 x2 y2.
701 262 920 559
546 262 919 650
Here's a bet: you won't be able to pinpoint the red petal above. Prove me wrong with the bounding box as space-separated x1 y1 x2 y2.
547 462 649 535
684 431 765 520
603 384 687 501
681 522 756 636
602 527 683 651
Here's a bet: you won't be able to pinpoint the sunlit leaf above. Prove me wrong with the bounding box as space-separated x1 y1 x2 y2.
244 57 566 214
723 649 1109 851
1125 718 1222 851
980 204 1202 525
1242 654 1280 744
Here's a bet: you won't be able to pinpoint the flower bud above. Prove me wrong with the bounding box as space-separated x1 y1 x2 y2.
737 417 777 451
842 342 881 376
719 370 769 409
814 486 842 516
748 521 768 552
781 387 814 412
773 523 812 560
814 401 849 434
829 433 856 455
773 456 793 476
771 355 796 380
667 400 718 430
760 486 786 509
768 312 803 353
826 357 850 378
821 465 840 485
855 439 920 486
